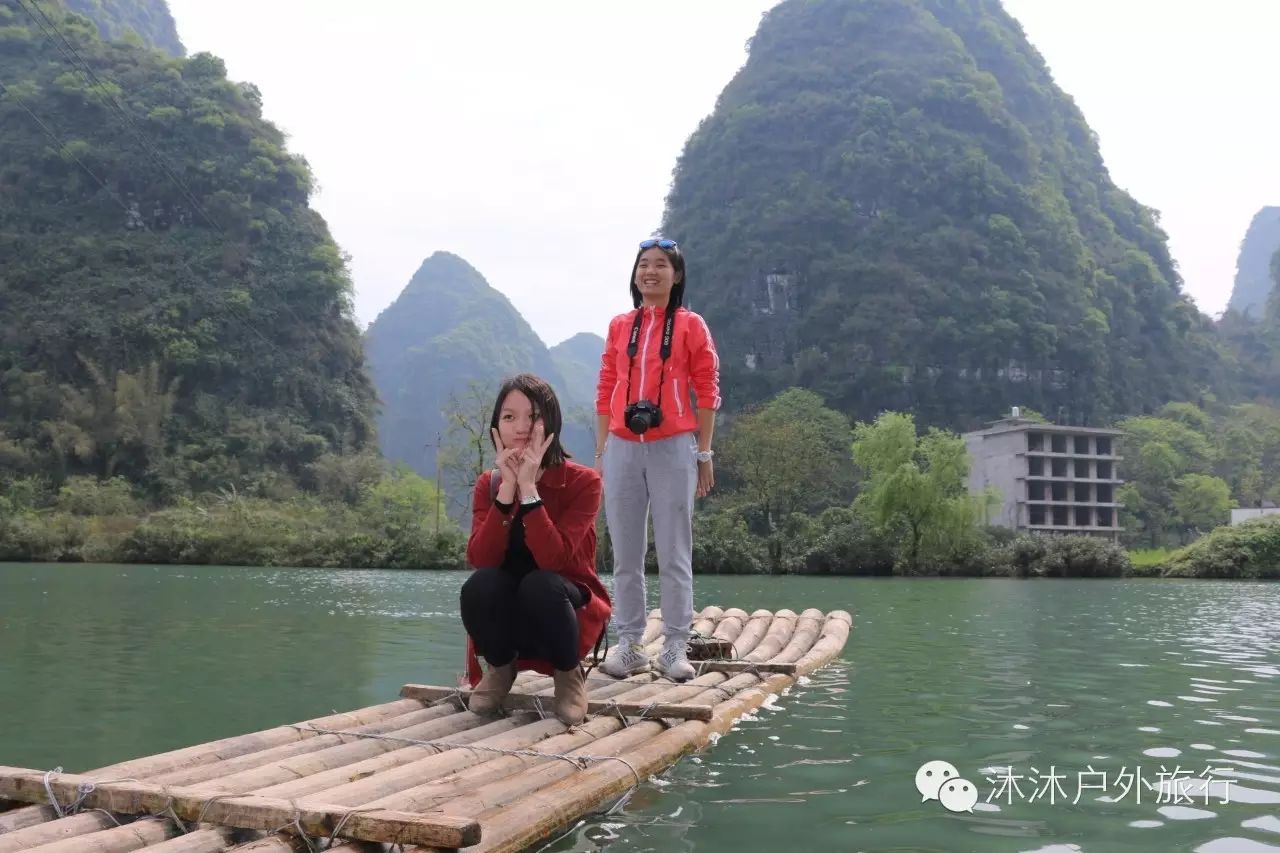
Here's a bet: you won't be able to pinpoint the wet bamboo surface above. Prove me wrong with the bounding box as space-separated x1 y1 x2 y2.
0 606 851 853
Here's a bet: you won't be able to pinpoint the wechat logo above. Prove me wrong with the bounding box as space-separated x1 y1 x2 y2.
915 760 978 813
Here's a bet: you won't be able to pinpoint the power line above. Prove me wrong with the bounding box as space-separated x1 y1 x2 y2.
15 0 223 234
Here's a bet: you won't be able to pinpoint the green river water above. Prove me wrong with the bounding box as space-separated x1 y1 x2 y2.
1 564 1277 852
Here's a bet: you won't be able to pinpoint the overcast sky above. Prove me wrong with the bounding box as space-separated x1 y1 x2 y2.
166 0 1278 348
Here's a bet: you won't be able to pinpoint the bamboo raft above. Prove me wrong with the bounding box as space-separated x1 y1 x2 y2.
0 606 851 852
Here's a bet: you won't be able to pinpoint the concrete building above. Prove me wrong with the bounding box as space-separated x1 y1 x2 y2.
964 410 1124 539
1230 507 1280 525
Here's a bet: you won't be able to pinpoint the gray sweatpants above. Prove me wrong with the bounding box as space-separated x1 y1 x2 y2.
602 431 698 645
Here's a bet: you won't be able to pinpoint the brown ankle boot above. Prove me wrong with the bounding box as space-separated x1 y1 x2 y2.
552 666 588 726
469 662 516 714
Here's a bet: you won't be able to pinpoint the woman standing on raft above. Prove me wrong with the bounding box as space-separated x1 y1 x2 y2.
460 374 611 726
594 237 721 682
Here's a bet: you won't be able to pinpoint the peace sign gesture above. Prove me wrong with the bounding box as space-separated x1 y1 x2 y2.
516 422 554 491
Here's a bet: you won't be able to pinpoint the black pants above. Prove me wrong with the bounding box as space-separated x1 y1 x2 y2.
460 568 585 672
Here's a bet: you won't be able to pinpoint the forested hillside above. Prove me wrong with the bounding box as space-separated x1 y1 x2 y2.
0 0 377 500
661 0 1226 429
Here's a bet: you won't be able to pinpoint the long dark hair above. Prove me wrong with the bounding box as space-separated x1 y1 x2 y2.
629 239 686 310
488 373 569 468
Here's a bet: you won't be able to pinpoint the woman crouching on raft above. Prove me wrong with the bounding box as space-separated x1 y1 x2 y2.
460 373 611 726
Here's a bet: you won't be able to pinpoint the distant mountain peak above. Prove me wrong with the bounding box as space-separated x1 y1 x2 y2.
365 254 596 504
1226 207 1280 318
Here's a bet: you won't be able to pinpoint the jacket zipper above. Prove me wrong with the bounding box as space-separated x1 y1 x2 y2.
638 307 656 440
673 377 684 417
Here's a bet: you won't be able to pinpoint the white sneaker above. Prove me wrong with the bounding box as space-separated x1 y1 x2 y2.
599 639 650 678
655 643 695 682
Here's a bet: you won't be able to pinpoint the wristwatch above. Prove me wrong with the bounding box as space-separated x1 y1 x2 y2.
695 449 714 463
520 493 542 506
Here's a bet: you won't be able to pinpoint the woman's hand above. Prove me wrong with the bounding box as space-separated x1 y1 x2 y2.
696 458 714 499
517 423 554 494
491 428 521 500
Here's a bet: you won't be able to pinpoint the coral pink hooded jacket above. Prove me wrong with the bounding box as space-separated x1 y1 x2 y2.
595 306 721 441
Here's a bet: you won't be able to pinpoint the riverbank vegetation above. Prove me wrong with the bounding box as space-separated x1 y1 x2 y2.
6 387 1274 579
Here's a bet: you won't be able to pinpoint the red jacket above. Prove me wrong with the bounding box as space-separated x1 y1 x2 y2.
463 460 611 686
596 305 722 443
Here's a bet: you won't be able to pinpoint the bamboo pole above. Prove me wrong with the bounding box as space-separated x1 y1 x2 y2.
775 609 828 663
529 672 657 700
220 830 381 853
0 813 123 853
0 768 481 848
184 711 496 795
721 609 774 658
125 826 237 853
638 609 664 646
422 718 659 823
640 601 721 653
744 608 797 662
690 661 798 675
450 611 851 852
88 700 425 781
363 716 632 814
251 715 550 802
0 805 57 835
148 706 456 788
689 606 723 639
711 608 748 644
19 815 182 853
397 686 713 722
218 832 382 853
268 714 550 808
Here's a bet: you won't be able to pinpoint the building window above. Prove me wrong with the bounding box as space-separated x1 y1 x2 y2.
1097 460 1113 479
1051 458 1068 478
1075 506 1092 526
1074 459 1091 478
1096 437 1112 456
1097 484 1113 503
1097 508 1113 527
1027 432 1044 452
1074 435 1090 454
1051 434 1068 453
1052 506 1069 526
1074 483 1091 502
1028 481 1045 501
1029 505 1046 526
1029 457 1044 476
1052 482 1069 501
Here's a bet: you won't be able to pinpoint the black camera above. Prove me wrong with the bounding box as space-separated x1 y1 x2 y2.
625 400 663 435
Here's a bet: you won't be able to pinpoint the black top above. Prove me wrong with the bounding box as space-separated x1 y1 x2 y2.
494 499 541 578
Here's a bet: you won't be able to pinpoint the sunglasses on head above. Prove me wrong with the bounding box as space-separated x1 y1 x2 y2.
639 238 678 249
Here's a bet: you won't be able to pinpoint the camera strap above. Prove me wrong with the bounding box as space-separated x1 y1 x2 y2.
623 306 676 407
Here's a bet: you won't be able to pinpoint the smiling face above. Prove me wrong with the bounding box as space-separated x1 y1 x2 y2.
633 247 681 306
496 389 538 450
